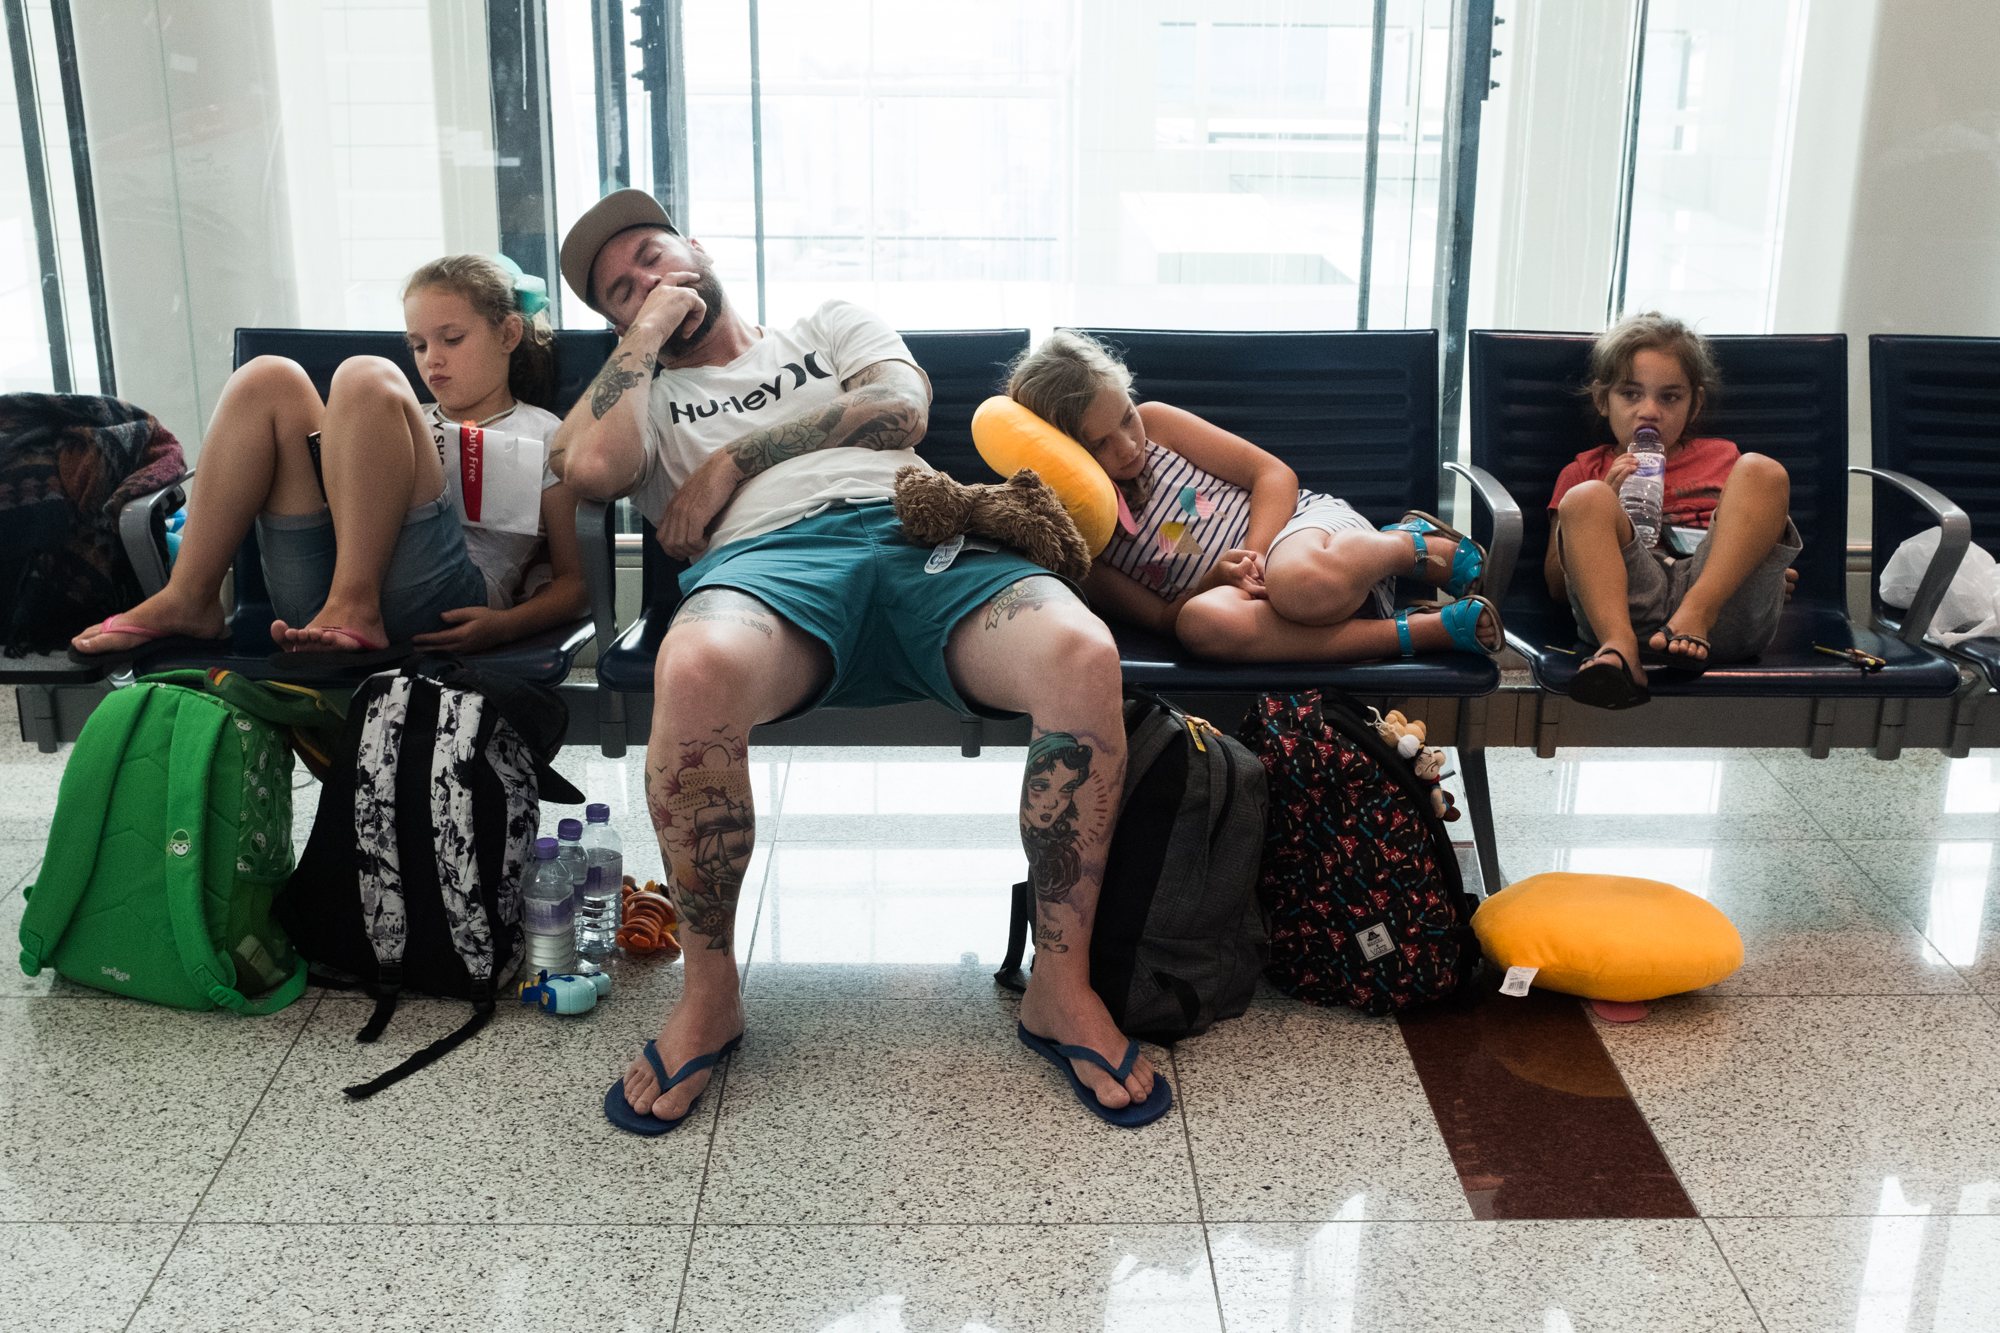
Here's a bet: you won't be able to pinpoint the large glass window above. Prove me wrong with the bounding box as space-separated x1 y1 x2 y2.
0 0 105 394
271 0 500 331
1618 0 1809 332
552 0 1458 334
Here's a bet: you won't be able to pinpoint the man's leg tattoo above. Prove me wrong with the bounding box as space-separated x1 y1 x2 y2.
649 730 755 951
1019 727 1115 955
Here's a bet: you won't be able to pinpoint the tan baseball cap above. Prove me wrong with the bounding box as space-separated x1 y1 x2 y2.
559 188 681 313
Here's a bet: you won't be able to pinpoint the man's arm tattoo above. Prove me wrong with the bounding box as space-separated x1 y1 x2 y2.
721 362 928 478
588 351 647 420
724 399 847 478
647 731 755 951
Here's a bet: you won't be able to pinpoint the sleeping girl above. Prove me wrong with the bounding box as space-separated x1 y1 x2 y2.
1005 331 1501 662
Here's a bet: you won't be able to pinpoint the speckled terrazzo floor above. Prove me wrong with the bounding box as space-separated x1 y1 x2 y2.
3 686 1998 1331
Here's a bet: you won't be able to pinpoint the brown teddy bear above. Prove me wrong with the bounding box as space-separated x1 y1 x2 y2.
893 465 1092 583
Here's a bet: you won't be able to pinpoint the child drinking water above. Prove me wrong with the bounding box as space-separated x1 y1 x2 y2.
69 253 587 662
1545 312 1800 710
1006 332 1502 662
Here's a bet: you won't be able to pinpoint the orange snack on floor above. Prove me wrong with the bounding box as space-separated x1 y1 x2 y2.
617 879 681 957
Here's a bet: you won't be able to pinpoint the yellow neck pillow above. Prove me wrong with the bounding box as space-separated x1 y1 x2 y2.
971 396 1117 556
1472 872 1743 1002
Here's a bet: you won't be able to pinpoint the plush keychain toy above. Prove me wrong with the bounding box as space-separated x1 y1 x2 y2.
1411 745 1460 822
520 969 611 1016
1367 707 1426 756
1368 708 1459 821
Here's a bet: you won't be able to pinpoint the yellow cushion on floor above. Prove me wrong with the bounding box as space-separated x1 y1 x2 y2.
1472 872 1743 1002
971 396 1118 556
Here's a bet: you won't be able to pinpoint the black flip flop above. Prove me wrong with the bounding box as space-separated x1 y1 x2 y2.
1641 630 1711 678
1568 646 1651 710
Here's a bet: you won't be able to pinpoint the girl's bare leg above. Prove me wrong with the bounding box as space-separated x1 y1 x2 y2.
71 356 324 654
273 356 446 650
1176 586 1498 660
1554 480 1643 682
1647 453 1789 664
1261 528 1416 627
1177 527 1497 659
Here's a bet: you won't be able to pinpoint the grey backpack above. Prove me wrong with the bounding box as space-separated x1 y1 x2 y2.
996 690 1269 1042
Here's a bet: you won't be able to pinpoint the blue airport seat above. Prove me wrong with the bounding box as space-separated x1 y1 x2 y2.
124 327 617 685
1467 331 1961 752
1869 334 1997 710
1072 327 1498 701
592 329 1033 700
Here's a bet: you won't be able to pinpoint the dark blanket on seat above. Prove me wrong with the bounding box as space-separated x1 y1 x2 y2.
0 394 185 656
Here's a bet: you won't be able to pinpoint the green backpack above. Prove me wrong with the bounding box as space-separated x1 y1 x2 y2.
16 670 328 1013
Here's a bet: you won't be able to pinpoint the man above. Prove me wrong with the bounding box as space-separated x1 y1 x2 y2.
552 190 1167 1132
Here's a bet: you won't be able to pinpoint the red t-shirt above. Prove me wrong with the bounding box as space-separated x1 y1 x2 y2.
1548 436 1740 534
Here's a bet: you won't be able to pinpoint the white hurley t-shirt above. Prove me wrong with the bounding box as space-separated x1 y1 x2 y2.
429 400 563 610
633 300 933 551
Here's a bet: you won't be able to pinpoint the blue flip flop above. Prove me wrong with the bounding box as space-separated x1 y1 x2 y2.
603 1034 742 1136
1016 1023 1173 1129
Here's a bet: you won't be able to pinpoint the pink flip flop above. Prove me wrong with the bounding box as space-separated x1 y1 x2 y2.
66 614 220 668
280 626 387 652
267 622 410 675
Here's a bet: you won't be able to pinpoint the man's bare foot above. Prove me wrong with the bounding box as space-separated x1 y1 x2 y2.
620 986 746 1123
71 589 226 656
272 598 389 651
1018 973 1154 1109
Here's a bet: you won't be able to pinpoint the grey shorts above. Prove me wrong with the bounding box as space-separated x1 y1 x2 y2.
257 493 489 642
1267 492 1395 619
1563 519 1804 661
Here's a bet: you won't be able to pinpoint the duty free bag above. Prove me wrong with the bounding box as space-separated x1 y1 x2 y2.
1880 526 2000 647
431 419 545 536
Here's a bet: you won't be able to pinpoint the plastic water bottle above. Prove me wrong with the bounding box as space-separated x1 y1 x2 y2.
555 818 588 906
523 837 576 976
1619 425 1666 549
576 803 623 970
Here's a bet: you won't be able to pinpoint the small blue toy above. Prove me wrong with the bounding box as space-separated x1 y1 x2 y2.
519 969 611 1015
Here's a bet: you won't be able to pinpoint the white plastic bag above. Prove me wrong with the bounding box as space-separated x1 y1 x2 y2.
1879 526 2000 645
431 421 545 536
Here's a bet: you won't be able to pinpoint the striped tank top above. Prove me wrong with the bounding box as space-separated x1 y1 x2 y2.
1097 441 1323 600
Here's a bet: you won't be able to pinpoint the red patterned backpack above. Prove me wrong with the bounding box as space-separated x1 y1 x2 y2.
1235 690 1483 1015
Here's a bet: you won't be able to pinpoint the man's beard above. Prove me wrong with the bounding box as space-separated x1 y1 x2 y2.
662 266 728 358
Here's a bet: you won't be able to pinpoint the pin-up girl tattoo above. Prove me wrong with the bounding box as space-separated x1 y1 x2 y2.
1020 731 1094 910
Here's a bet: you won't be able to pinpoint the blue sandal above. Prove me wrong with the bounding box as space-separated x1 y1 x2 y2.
1394 595 1505 658
1382 511 1485 599
603 1034 742 1136
1017 1023 1173 1129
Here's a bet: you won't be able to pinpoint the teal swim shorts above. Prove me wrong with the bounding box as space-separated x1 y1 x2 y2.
677 500 1067 719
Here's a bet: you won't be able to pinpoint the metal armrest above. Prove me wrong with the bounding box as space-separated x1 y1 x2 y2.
575 498 620 658
1443 460 1523 600
1851 466 1971 647
116 467 192 598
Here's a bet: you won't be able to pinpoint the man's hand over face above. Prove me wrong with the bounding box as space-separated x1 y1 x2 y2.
631 271 707 346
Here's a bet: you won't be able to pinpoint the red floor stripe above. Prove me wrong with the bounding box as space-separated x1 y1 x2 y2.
1395 983 1697 1220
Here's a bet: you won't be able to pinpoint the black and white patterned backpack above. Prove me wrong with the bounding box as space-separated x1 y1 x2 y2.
275 657 582 1098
